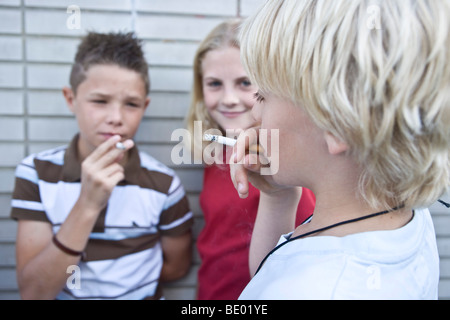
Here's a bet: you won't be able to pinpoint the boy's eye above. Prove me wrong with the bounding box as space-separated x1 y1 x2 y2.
126 102 139 108
92 100 107 104
254 91 265 103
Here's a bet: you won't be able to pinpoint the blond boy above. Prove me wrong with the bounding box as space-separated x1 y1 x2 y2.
232 0 449 299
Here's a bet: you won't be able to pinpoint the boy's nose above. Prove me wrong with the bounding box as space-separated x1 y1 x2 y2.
106 104 123 125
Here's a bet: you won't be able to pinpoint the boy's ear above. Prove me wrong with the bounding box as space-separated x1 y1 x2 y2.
324 131 349 155
62 87 76 113
144 97 151 110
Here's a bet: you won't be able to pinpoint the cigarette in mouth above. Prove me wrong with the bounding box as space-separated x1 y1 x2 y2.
115 142 127 150
203 134 262 153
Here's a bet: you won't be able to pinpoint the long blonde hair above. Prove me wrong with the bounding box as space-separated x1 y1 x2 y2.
240 0 450 209
185 19 243 161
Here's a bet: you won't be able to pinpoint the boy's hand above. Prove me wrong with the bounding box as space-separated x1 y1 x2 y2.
79 135 134 212
230 128 288 198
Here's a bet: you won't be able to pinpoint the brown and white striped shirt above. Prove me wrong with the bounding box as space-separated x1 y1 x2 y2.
10 135 193 300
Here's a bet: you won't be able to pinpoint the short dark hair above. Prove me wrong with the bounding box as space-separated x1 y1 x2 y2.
70 32 150 94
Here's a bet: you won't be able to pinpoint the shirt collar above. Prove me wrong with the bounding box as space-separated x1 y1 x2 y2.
62 134 141 184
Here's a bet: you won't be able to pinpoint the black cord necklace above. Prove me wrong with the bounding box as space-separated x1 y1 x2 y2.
254 206 404 276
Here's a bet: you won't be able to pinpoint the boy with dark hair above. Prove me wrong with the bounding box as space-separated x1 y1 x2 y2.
11 32 193 300
69 32 150 95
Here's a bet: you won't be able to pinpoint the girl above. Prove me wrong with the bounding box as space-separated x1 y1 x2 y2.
186 19 315 300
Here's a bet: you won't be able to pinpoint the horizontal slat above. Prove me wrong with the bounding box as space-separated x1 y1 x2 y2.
0 243 16 267
25 9 132 36
136 0 237 16
24 0 238 16
0 90 23 115
0 0 20 7
433 215 450 238
437 238 450 258
439 279 450 300
0 8 21 34
25 0 131 11
0 268 17 290
136 15 226 41
0 36 22 61
25 64 193 92
0 169 15 193
0 194 12 219
440 259 450 278
0 117 24 141
162 287 196 300
0 220 17 242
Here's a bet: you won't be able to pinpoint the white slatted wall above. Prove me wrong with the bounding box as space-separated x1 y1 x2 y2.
0 0 449 300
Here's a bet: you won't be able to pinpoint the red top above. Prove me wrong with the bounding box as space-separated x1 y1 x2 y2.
197 164 316 300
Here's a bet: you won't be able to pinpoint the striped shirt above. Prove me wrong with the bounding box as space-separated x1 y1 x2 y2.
10 135 193 300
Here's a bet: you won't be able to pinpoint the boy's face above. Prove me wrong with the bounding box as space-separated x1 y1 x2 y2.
63 64 150 159
251 92 330 188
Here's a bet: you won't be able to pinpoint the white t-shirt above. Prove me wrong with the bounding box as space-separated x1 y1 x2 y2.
239 208 439 300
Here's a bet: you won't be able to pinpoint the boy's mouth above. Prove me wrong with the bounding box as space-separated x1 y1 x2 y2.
99 132 124 140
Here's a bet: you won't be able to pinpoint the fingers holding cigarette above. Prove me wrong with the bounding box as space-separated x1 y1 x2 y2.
115 141 127 150
79 136 134 211
110 138 134 165
205 130 284 198
86 135 134 169
204 130 268 199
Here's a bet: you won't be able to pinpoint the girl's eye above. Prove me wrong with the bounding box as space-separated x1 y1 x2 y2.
241 79 252 87
207 80 222 87
254 91 265 103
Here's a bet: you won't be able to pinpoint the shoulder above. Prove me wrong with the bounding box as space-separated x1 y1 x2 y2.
15 145 67 183
240 249 345 299
20 145 67 168
137 151 183 195
138 151 176 177
243 211 439 299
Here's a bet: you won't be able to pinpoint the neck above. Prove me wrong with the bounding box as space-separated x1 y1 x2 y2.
298 149 413 238
295 195 412 238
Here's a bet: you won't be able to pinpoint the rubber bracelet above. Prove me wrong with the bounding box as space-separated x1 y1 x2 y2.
52 235 84 258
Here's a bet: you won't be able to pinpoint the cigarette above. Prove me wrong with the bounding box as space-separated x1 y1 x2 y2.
204 134 237 147
115 142 126 150
203 134 262 153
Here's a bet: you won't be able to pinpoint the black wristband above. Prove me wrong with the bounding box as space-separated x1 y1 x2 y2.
52 234 84 258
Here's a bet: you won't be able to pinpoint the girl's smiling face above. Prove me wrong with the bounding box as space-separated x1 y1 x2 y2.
202 46 258 132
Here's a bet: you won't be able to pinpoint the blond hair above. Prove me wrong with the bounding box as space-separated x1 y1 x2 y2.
240 0 450 209
185 19 243 160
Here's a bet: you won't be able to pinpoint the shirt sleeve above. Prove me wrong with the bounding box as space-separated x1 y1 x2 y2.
10 155 49 223
157 174 193 236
